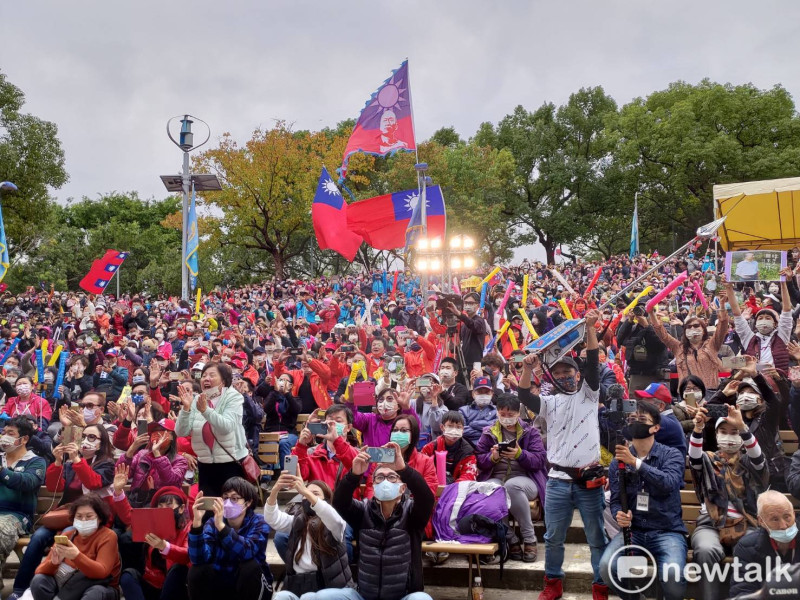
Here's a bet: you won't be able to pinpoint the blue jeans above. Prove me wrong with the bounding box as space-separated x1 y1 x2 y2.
544 478 608 583
14 526 57 593
274 524 355 563
274 590 432 600
599 530 687 600
279 434 299 469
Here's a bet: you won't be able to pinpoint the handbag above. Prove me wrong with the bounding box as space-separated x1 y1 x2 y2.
40 505 73 530
208 427 260 485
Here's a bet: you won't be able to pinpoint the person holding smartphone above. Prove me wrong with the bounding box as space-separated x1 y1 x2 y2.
476 394 547 563
265 473 354 599
187 478 272 600
263 373 302 469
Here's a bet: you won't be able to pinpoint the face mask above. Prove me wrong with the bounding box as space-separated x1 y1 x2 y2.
686 329 703 340
554 376 578 393
377 401 397 417
756 320 775 335
717 433 743 453
683 390 702 403
767 522 799 544
373 479 402 502
443 427 463 440
132 375 146 385
498 416 518 428
390 431 411 448
622 423 653 440
223 499 245 520
155 333 164 341
73 519 98 537
15 384 31 397
83 408 98 424
81 439 100 454
335 423 345 437
439 368 454 381
464 304 477 316
474 394 492 407
736 392 760 411
0 434 20 451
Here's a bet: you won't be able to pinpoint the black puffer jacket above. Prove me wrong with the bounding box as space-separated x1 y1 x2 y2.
730 528 800 597
333 466 435 600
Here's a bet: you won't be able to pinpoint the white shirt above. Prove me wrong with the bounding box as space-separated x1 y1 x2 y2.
734 311 792 366
539 383 601 480
263 499 347 573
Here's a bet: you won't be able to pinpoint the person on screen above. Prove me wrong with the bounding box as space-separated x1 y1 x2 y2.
734 252 759 281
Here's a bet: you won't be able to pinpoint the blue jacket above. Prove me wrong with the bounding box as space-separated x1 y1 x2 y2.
655 412 687 456
188 510 271 578
458 402 498 445
609 440 686 534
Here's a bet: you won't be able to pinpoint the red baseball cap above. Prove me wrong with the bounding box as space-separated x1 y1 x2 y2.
635 383 672 405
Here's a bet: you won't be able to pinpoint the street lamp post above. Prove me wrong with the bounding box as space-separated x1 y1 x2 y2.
160 115 221 300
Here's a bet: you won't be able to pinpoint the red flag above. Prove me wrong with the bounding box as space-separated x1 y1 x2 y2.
79 250 128 294
312 168 362 261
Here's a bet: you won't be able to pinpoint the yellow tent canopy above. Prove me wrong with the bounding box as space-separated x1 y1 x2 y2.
714 176 800 251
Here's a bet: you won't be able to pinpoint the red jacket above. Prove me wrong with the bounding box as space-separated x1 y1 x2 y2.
274 359 332 410
292 436 358 490
398 336 435 377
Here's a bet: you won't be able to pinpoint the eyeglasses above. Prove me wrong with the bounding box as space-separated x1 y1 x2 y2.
627 416 654 425
82 433 100 442
373 474 401 484
222 495 244 503
78 403 99 409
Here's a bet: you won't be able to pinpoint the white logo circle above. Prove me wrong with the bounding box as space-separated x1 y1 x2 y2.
607 543 657 594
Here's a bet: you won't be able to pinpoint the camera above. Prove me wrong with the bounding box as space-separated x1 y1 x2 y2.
632 306 645 317
289 348 303 357
604 384 637 431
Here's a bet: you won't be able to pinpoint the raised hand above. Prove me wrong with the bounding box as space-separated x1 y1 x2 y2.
113 463 129 494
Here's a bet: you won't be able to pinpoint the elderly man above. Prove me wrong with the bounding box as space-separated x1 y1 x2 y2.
729 490 800 598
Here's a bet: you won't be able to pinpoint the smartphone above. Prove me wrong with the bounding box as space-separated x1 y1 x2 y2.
340 345 355 353
706 404 729 420
366 447 396 463
512 354 526 364
169 372 182 382
721 356 748 371
307 422 328 436
54 535 70 546
757 363 774 373
789 366 800 382
498 439 518 453
137 419 148 436
289 348 302 356
416 376 432 389
196 497 218 511
473 362 482 373
283 455 299 476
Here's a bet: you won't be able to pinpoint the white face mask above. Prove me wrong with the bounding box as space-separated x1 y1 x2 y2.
81 439 100 455
443 427 463 440
15 383 32 397
0 434 20 451
717 433 743 453
155 333 164 341
73 518 98 537
736 392 760 411
377 400 398 416
498 416 518 428
439 368 455 381
474 394 492 407
686 329 703 340
756 319 775 335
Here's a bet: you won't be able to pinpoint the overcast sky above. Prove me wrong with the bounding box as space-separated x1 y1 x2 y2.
4 1 800 260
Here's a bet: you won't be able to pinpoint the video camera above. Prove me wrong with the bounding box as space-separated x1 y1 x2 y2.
434 293 463 311
604 383 637 432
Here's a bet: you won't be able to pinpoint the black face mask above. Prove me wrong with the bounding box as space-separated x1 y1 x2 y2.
301 499 316 518
622 423 653 440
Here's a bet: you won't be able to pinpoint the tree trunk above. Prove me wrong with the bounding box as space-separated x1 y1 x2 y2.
272 252 285 280
542 237 556 265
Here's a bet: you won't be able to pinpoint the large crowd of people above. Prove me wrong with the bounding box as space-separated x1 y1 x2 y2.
1 246 800 599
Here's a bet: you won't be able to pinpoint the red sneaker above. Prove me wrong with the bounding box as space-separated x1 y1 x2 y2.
592 583 609 600
537 576 563 600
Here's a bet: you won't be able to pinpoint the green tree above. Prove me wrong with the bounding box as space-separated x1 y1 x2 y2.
493 87 619 263
613 80 800 251
0 70 68 268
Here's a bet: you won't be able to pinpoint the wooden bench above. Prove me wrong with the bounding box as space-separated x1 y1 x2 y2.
781 429 798 455
258 432 281 478
295 414 310 435
421 541 498 597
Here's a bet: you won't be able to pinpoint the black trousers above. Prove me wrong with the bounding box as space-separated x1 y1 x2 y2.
187 560 271 600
